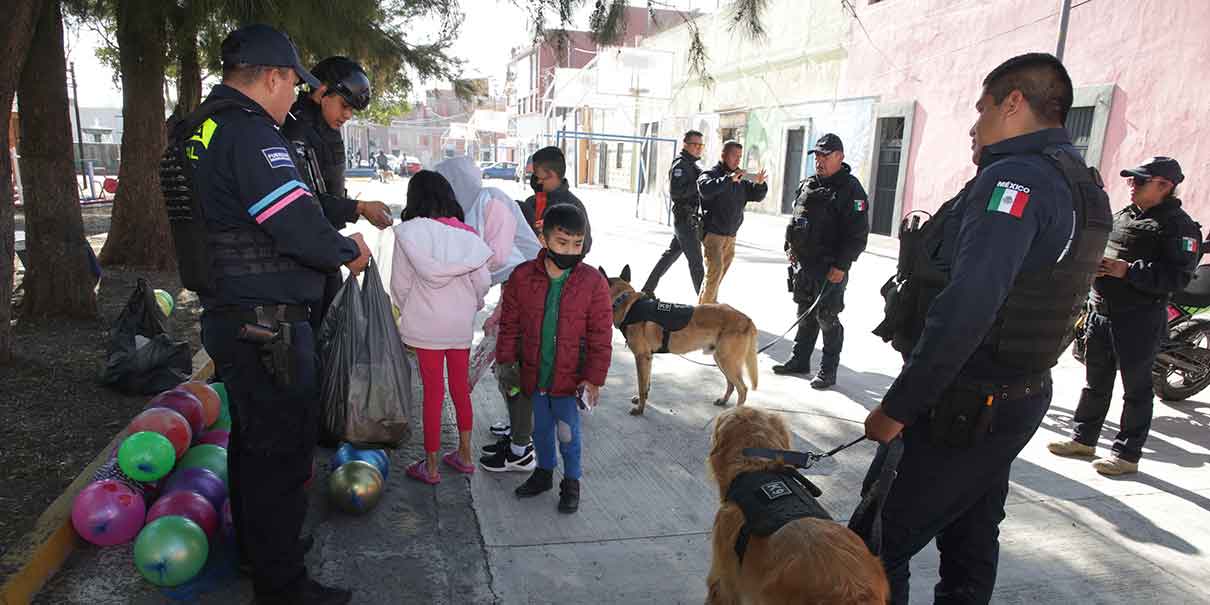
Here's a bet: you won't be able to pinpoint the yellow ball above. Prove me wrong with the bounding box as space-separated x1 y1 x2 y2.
327 460 384 515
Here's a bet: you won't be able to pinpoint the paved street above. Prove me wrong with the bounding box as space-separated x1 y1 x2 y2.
37 177 1210 604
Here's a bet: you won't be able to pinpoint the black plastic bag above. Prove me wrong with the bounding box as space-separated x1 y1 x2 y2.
319 259 413 448
100 278 191 395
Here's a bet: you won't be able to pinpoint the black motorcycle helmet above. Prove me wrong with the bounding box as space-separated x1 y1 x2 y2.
310 56 371 111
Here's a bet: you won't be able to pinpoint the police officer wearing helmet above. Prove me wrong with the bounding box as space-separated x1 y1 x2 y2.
1049 157 1200 476
161 24 369 605
864 53 1111 603
772 133 869 389
282 56 392 331
641 130 706 296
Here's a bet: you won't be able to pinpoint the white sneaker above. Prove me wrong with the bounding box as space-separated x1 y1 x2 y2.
1047 439 1095 458
489 421 511 438
1092 456 1138 476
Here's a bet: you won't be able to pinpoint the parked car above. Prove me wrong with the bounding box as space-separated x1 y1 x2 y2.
515 155 534 183
403 156 422 175
482 162 518 180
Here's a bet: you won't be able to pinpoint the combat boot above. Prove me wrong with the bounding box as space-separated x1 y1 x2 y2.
810 369 837 389
772 356 811 375
558 478 580 513
515 467 554 497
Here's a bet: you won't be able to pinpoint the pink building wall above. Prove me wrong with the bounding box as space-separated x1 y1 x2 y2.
839 0 1210 226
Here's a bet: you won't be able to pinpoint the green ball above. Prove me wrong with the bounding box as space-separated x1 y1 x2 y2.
133 516 208 587
209 382 229 410
177 444 228 486
118 431 176 482
209 416 232 431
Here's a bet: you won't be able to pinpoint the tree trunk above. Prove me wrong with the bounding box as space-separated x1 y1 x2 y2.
17 0 98 319
0 0 44 364
98 0 174 270
173 0 202 116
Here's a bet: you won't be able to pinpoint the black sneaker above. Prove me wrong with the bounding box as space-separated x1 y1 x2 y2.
772 357 811 375
810 370 837 389
515 467 554 497
557 478 580 514
482 442 536 472
481 435 510 455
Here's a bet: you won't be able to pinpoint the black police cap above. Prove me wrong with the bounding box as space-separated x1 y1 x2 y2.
808 133 844 155
1120 156 1184 185
221 24 320 89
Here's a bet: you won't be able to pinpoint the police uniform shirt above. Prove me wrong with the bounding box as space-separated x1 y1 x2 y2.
881 128 1077 423
1093 198 1201 307
669 150 703 212
282 94 360 229
186 84 360 308
787 163 870 271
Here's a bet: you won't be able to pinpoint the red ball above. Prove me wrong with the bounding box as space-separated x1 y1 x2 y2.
145 491 219 540
148 389 205 437
128 407 193 460
178 382 221 428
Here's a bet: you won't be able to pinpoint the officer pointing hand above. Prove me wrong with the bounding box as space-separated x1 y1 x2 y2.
356 201 393 229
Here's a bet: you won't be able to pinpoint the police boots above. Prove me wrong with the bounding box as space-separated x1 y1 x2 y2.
772 357 811 375
515 467 554 497
558 478 580 514
810 369 837 390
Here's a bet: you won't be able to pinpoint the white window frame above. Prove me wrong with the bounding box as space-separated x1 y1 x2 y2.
867 100 916 238
1070 84 1114 171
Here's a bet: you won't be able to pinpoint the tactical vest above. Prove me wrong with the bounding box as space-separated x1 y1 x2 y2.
161 99 304 296
725 469 831 563
786 173 854 267
881 146 1111 372
1104 204 1177 264
614 294 695 353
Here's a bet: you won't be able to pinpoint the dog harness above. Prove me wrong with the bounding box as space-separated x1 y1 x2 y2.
726 469 832 564
613 294 695 354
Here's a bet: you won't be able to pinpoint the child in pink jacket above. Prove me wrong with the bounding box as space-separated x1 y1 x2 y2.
391 170 492 484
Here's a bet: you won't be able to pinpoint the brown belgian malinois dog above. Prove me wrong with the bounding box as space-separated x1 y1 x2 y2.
602 265 759 415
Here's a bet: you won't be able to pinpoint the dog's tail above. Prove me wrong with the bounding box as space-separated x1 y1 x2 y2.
746 319 759 391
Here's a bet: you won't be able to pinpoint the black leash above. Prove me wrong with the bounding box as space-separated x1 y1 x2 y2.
742 433 865 471
674 282 832 368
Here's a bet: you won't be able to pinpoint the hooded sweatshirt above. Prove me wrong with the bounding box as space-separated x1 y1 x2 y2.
391 217 492 349
435 156 541 284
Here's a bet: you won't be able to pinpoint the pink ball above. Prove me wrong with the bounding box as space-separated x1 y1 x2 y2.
147 389 205 437
146 491 219 540
72 480 146 546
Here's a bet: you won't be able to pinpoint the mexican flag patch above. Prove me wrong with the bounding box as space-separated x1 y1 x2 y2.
854 199 868 212
1182 237 1199 253
986 181 1031 218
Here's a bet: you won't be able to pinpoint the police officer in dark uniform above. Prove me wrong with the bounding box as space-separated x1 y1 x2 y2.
282 56 392 330
772 133 869 389
864 53 1112 603
162 24 369 605
641 130 707 296
1049 157 1200 476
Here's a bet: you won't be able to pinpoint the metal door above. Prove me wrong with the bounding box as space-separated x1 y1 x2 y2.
781 128 805 213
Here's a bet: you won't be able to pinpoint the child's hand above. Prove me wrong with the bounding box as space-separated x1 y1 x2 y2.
579 381 600 408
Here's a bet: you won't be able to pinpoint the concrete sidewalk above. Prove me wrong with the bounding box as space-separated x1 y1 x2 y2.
32 180 1210 604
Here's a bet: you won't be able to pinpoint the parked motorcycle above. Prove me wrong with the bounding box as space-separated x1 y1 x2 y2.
1075 262 1210 401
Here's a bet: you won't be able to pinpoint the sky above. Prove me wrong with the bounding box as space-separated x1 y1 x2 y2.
63 0 716 109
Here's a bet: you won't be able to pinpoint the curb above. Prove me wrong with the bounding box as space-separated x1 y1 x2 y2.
0 350 214 605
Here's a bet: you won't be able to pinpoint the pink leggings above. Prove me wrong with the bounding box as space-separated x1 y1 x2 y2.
414 347 473 453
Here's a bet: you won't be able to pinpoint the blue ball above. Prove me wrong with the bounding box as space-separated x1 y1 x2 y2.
330 443 389 480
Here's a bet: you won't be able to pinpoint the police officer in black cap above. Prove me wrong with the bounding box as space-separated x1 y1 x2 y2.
161 23 368 605
1049 156 1200 476
282 56 393 331
773 133 869 389
863 53 1111 603
641 129 706 296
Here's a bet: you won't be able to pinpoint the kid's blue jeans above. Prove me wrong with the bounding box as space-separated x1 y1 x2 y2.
532 392 582 480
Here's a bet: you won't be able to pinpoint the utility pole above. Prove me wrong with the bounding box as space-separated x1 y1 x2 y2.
68 62 94 199
1055 0 1072 61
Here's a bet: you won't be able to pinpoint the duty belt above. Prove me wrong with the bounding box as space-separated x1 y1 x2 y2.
952 372 1050 401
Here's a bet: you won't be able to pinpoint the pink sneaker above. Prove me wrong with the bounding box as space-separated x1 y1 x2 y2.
406 460 440 485
443 451 476 474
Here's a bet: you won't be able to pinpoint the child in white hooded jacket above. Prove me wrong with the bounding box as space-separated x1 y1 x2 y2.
391 170 491 484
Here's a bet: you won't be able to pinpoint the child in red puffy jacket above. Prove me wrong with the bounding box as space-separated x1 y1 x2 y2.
494 203 612 513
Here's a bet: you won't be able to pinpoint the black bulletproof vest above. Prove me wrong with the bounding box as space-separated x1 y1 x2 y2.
1093 201 1187 310
786 170 855 268
726 469 831 563
161 99 303 296
616 295 695 353
901 146 1111 372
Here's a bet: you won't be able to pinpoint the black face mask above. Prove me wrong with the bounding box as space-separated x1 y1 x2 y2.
529 174 542 193
547 250 583 270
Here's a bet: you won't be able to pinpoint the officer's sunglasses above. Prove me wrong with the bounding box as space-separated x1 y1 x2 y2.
1131 175 1171 188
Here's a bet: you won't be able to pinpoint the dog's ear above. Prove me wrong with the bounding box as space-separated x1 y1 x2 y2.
620 264 631 283
598 265 609 279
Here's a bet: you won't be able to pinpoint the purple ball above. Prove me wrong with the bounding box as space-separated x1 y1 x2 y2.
161 467 227 512
71 480 146 546
196 429 229 449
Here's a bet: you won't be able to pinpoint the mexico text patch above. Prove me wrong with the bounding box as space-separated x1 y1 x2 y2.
261 147 294 169
986 181 1031 218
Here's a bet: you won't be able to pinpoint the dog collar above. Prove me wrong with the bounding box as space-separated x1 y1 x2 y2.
611 292 634 311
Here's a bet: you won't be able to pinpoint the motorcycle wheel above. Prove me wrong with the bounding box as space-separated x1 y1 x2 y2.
1153 319 1210 401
